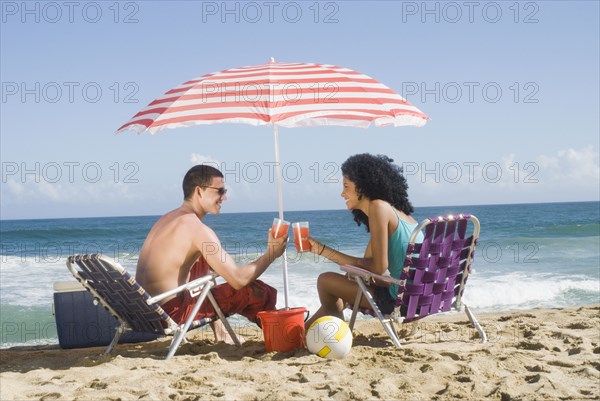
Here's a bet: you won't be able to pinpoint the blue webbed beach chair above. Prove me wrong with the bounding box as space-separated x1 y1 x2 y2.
341 214 487 347
66 254 240 360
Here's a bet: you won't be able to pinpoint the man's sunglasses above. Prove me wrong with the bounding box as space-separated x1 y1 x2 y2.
204 186 228 196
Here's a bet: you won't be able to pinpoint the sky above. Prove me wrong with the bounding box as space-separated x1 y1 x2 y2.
1 0 599 220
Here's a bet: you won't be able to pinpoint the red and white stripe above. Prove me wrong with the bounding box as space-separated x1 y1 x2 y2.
117 61 428 133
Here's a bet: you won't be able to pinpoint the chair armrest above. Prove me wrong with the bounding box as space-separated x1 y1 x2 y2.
340 264 404 286
146 273 218 305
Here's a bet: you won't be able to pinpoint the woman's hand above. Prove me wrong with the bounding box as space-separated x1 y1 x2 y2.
307 237 325 255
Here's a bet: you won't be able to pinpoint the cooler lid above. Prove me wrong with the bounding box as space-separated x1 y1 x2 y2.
53 281 85 292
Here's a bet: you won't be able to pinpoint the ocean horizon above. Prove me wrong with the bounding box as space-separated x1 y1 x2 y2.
3 200 597 222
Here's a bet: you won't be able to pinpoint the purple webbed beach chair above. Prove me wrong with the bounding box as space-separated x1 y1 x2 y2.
66 254 240 360
341 214 487 347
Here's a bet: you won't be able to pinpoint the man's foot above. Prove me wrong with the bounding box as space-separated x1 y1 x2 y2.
212 320 245 345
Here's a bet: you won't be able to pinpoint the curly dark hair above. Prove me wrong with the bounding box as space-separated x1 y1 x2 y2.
341 153 414 231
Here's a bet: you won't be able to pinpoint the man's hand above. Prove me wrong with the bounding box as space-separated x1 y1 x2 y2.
267 228 288 262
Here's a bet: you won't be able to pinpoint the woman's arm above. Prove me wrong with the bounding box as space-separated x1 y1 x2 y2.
306 201 391 273
363 200 390 275
306 237 366 267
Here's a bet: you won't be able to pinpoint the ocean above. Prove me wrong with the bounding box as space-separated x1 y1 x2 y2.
1 202 598 348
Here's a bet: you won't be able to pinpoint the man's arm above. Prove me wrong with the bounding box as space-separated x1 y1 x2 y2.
196 225 287 290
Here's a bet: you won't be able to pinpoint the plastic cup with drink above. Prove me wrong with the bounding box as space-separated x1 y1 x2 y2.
271 218 290 239
292 222 310 252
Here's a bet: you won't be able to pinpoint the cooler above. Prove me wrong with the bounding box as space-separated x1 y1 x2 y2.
52 281 161 349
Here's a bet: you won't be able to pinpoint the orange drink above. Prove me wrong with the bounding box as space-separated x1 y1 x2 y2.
272 218 290 239
292 222 310 252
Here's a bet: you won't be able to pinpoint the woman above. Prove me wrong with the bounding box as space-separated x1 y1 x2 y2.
305 153 422 327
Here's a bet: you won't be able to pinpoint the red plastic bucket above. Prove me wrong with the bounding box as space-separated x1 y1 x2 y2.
256 307 307 352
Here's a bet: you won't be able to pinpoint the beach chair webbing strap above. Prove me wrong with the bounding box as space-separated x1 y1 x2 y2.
398 215 478 323
72 255 170 334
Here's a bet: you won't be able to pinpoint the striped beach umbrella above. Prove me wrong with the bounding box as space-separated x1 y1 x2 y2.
117 59 428 308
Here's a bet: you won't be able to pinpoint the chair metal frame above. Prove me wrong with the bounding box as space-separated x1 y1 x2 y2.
66 254 240 360
341 214 487 347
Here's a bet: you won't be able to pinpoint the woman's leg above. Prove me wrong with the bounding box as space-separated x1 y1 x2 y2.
306 272 371 327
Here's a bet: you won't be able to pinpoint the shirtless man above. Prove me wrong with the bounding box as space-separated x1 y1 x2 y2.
136 165 287 343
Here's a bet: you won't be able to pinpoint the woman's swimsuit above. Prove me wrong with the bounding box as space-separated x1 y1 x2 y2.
373 207 422 314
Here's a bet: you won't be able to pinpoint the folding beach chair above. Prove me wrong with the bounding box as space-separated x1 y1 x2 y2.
66 254 241 360
341 214 487 347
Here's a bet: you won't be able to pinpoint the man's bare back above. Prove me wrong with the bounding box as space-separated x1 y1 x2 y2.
136 206 211 304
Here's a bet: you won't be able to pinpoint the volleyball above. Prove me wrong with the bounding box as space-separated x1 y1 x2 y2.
306 316 353 359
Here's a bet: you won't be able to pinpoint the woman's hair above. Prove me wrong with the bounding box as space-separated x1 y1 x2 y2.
182 165 224 200
341 153 414 231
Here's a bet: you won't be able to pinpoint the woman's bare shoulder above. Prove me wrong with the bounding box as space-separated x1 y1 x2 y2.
370 200 417 225
370 199 392 211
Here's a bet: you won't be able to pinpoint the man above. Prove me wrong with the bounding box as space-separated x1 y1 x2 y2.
136 164 287 343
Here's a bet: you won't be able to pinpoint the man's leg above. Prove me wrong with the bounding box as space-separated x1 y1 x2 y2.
187 258 238 343
198 280 276 343
237 280 277 324
204 280 276 321
211 319 244 344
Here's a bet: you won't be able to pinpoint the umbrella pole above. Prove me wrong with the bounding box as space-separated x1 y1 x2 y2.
273 125 290 309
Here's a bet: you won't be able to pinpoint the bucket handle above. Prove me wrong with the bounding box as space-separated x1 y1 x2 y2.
304 310 310 322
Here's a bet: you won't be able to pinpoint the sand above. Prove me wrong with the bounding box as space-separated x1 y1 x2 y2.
1 305 599 401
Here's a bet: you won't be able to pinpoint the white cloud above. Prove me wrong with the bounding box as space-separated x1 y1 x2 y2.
6 180 24 195
407 145 599 206
190 154 221 167
536 145 600 184
38 181 62 201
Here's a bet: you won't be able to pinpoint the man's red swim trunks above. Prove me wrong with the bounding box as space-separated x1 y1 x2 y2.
160 257 277 324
